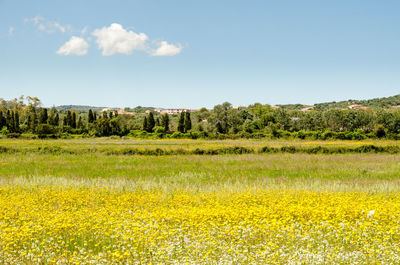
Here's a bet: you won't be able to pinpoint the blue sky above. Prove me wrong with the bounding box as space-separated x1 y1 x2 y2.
1 0 400 108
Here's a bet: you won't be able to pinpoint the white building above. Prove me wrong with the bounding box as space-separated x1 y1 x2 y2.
156 108 199 115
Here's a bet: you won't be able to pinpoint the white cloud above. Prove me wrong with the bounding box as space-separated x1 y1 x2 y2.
56 36 89 56
8 26 14 36
151 41 183 56
80 26 88 35
25 16 72 34
24 15 44 24
92 23 148 56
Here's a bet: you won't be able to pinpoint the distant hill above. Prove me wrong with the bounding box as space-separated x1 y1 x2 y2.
278 94 400 110
55 94 400 112
55 105 155 113
56 105 109 112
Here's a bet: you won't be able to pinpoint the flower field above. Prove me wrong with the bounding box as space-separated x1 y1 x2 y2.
1 186 400 264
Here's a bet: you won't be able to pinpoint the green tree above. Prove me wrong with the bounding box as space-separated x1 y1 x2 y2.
6 110 12 130
54 113 59 126
6 110 15 133
0 111 5 128
77 116 84 129
147 112 155 132
88 109 94 123
71 112 77 129
178 112 185 133
39 108 48 124
208 102 232 133
14 111 20 133
94 118 111 136
48 107 59 126
66 111 72 127
184 112 192 132
142 116 148 131
161 113 170 132
32 110 38 129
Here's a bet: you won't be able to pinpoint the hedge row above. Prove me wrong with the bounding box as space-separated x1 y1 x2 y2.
3 129 400 140
1 144 399 155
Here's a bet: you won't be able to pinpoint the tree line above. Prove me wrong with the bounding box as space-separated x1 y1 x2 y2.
1 96 400 139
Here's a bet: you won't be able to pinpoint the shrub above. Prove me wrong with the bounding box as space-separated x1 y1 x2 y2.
374 125 386 138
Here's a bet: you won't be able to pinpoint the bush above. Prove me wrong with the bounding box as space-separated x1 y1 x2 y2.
153 126 165 134
36 124 57 135
170 132 183 139
374 125 386 138
0 126 9 136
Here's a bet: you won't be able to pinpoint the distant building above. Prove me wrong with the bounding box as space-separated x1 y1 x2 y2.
101 108 112 112
271 105 280 110
117 109 135 115
233 105 246 110
155 108 199 115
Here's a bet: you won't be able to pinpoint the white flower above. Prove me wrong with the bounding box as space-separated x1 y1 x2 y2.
367 210 375 218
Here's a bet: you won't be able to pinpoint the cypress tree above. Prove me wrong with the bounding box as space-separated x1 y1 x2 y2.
147 112 155 132
156 117 160 127
184 112 192 132
39 108 48 124
161 113 169 132
7 110 15 132
14 112 19 133
0 111 4 128
32 110 38 129
66 111 72 127
178 112 185 133
6 110 11 129
93 112 97 121
77 116 84 129
103 112 108 119
54 113 59 126
72 112 77 129
88 109 94 123
27 115 32 131
142 116 148 131
109 111 113 119
63 116 68 126
48 108 58 126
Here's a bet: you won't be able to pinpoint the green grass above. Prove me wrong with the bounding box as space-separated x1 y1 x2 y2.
1 138 400 155
1 138 400 192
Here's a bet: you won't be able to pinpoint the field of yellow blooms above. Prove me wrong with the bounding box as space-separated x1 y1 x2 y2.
0 186 399 264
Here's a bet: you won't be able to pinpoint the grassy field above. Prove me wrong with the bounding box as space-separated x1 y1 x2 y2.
1 138 400 264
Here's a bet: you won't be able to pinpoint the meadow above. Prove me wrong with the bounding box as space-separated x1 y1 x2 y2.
1 138 400 264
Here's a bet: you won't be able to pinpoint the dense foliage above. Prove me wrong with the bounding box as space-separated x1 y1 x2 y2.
2 96 400 139
279 94 400 110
